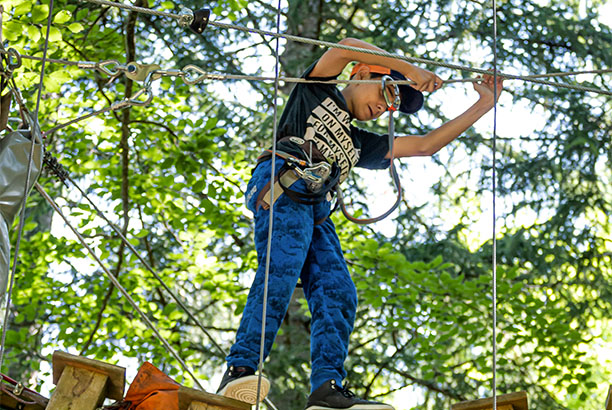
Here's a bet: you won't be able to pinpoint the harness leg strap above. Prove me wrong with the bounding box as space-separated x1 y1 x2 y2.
256 169 300 210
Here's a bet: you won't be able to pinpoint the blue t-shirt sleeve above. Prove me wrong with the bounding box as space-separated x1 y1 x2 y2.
352 126 391 170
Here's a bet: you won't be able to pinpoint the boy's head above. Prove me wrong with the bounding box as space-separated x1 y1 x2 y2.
343 63 424 121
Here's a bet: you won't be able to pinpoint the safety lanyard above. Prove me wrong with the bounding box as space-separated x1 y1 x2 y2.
336 75 403 225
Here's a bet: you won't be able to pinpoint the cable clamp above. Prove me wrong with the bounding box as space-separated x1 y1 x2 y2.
125 62 161 82
13 382 24 396
178 8 195 28
189 8 210 34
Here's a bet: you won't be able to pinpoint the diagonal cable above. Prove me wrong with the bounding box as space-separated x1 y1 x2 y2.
0 0 54 373
35 182 206 390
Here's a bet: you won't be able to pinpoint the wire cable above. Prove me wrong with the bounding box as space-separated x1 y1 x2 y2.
75 0 612 95
256 0 283 407
0 0 54 373
491 0 499 407
35 182 206 390
58 171 228 357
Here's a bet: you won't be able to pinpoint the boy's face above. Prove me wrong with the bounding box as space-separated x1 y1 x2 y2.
346 70 398 121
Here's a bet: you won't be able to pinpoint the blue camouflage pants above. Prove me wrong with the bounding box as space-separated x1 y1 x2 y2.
226 158 357 393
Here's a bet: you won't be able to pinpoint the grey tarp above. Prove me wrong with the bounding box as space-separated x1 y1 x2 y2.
0 128 43 298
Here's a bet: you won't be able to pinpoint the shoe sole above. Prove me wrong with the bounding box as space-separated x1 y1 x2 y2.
306 405 395 410
218 375 270 404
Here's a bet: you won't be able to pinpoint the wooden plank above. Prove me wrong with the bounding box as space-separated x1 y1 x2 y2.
187 402 232 410
178 385 251 410
46 365 108 410
52 350 125 400
606 385 612 410
451 391 528 410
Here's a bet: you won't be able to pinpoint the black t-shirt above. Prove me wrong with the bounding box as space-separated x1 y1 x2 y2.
276 61 391 182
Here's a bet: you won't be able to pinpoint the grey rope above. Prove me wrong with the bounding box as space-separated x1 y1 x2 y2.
76 0 612 95
46 106 114 135
0 0 54 373
256 0 283 407
2 48 611 88
491 0 499 407
35 182 206 390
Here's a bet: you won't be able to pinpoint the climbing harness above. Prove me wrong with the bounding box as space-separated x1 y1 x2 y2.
253 76 404 225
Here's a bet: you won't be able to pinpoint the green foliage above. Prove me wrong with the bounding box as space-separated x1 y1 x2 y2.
1 0 611 409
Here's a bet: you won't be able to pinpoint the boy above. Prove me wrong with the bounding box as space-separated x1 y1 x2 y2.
217 37 503 409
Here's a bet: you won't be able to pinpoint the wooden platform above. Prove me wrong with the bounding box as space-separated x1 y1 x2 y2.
42 350 251 410
47 350 126 410
452 391 528 410
179 385 251 410
606 385 612 410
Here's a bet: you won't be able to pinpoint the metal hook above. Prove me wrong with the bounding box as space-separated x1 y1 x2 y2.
7 48 22 71
182 64 208 85
381 75 400 112
96 60 127 76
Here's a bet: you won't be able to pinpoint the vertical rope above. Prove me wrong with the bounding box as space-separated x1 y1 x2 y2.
491 0 499 407
0 0 54 373
256 0 283 407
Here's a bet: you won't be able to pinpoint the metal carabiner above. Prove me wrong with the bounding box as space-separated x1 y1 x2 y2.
381 75 401 112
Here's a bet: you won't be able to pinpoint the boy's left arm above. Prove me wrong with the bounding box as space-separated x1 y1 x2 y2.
388 75 504 158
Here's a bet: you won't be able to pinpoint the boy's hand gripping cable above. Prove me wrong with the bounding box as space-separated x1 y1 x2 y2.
336 75 403 225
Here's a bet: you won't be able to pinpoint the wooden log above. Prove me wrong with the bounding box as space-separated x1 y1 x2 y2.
451 391 528 410
178 385 251 410
46 350 126 410
606 385 612 410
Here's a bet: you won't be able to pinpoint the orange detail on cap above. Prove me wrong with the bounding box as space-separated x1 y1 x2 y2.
350 63 392 77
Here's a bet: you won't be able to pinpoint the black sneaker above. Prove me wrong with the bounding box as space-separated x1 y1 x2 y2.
216 365 270 404
305 379 395 410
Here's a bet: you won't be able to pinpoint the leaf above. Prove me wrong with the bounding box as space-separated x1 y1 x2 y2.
67 22 85 33
53 10 72 24
13 1 32 16
26 25 41 42
31 4 50 22
48 26 63 43
3 22 22 41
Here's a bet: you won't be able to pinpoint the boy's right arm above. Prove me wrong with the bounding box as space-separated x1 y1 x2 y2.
309 38 443 92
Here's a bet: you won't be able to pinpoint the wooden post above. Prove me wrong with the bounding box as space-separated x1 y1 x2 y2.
178 385 251 410
451 391 528 410
605 385 612 410
46 350 126 410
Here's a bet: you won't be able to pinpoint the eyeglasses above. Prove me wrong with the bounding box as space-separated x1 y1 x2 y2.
381 75 401 112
